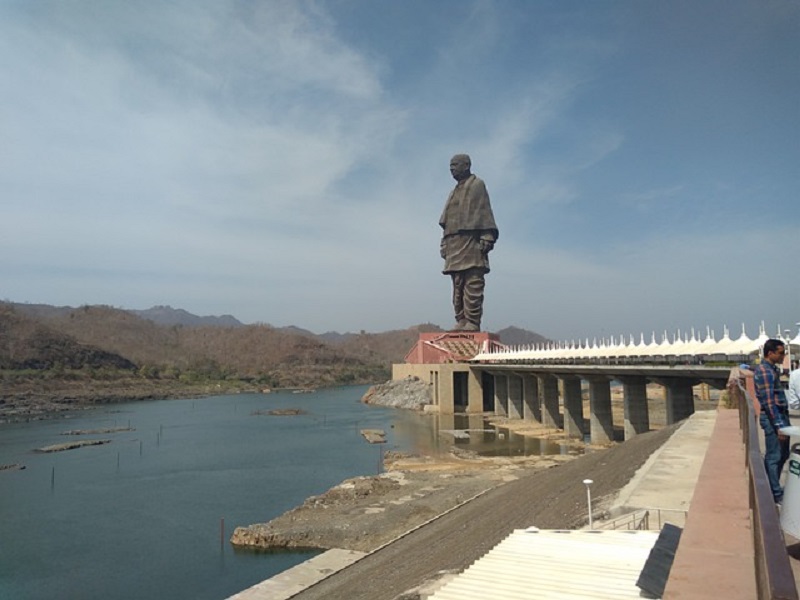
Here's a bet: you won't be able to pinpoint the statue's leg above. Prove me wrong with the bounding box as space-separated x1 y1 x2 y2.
462 268 485 331
451 272 466 328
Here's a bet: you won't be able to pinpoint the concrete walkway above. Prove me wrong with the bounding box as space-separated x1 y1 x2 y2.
599 410 717 529
227 549 366 600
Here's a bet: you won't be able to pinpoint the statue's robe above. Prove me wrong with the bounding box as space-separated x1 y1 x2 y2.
439 174 499 274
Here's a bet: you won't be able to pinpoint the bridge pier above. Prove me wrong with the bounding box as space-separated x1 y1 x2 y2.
588 377 614 445
392 361 727 443
508 374 523 420
665 379 696 424
522 373 540 422
560 375 584 439
493 374 509 417
538 373 560 429
619 376 650 439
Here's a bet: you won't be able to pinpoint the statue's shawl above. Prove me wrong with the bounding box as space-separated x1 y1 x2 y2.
439 174 499 238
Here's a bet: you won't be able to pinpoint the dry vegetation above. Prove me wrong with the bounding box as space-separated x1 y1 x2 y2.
0 302 549 420
0 302 417 416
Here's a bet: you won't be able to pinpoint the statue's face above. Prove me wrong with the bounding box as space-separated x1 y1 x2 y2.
449 157 471 181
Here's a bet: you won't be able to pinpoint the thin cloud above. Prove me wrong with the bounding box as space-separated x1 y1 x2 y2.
1 1 797 339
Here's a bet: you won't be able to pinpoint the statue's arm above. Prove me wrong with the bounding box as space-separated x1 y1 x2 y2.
479 234 495 253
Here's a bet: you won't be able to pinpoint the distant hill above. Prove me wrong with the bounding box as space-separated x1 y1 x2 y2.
320 322 443 347
318 331 356 344
495 326 550 347
0 304 136 370
10 302 76 320
130 305 243 328
335 323 446 364
276 325 320 339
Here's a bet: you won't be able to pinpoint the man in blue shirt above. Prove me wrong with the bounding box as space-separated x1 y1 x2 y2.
754 338 790 503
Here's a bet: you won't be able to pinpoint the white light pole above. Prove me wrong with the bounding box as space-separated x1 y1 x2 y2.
583 479 594 529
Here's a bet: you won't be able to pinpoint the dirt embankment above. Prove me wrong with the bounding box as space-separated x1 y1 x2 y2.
230 450 575 553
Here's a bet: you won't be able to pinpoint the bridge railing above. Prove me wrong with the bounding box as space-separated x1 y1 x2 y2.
730 369 798 600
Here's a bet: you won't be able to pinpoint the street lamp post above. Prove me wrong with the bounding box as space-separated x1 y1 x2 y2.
583 479 594 529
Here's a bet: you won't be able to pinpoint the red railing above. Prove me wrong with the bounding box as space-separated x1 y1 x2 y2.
731 370 798 600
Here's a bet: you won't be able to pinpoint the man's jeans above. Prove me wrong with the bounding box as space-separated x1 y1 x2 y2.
760 414 790 501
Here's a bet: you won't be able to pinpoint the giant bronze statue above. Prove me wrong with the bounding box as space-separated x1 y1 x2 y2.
439 154 498 332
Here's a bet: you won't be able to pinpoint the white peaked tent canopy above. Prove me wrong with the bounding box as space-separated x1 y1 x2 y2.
472 322 787 362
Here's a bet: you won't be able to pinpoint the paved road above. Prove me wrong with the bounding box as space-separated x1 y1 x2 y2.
291 424 679 600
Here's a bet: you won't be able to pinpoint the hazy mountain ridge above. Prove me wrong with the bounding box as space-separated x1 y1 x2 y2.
130 305 244 328
494 326 549 347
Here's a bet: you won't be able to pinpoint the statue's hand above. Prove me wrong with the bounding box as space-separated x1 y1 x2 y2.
479 239 494 253
440 241 447 259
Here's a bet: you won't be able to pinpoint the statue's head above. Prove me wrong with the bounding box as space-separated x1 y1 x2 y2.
449 154 472 182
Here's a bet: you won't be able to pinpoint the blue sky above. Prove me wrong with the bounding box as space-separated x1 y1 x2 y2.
1 0 798 340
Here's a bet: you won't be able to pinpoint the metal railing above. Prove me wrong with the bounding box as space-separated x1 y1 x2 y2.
598 508 688 531
732 373 799 600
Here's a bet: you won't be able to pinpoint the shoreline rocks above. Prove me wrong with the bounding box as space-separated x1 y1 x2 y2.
0 463 26 471
35 439 112 453
361 377 431 410
61 427 134 435
251 408 308 416
229 470 489 553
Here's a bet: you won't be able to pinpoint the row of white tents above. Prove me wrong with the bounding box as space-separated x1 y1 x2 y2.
474 323 800 363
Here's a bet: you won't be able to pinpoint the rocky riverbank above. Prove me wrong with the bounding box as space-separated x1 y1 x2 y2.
0 379 249 423
361 377 431 410
230 450 574 553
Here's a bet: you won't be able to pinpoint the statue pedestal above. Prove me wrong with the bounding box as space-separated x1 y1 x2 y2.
404 331 503 364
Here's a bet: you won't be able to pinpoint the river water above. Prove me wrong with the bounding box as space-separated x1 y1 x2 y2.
0 386 573 600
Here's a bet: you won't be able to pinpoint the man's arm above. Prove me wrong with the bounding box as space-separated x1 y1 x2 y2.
788 371 800 410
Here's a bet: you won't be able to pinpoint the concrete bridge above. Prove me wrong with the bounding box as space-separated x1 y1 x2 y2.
394 359 731 444
392 325 795 444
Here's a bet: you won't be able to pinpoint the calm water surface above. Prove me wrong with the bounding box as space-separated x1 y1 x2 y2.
0 386 576 600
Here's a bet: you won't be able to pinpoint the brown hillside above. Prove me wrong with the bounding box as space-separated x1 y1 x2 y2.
30 304 183 365
5 304 391 387
4 302 551 389
0 304 135 370
335 323 445 365
1 303 551 419
23 304 438 374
